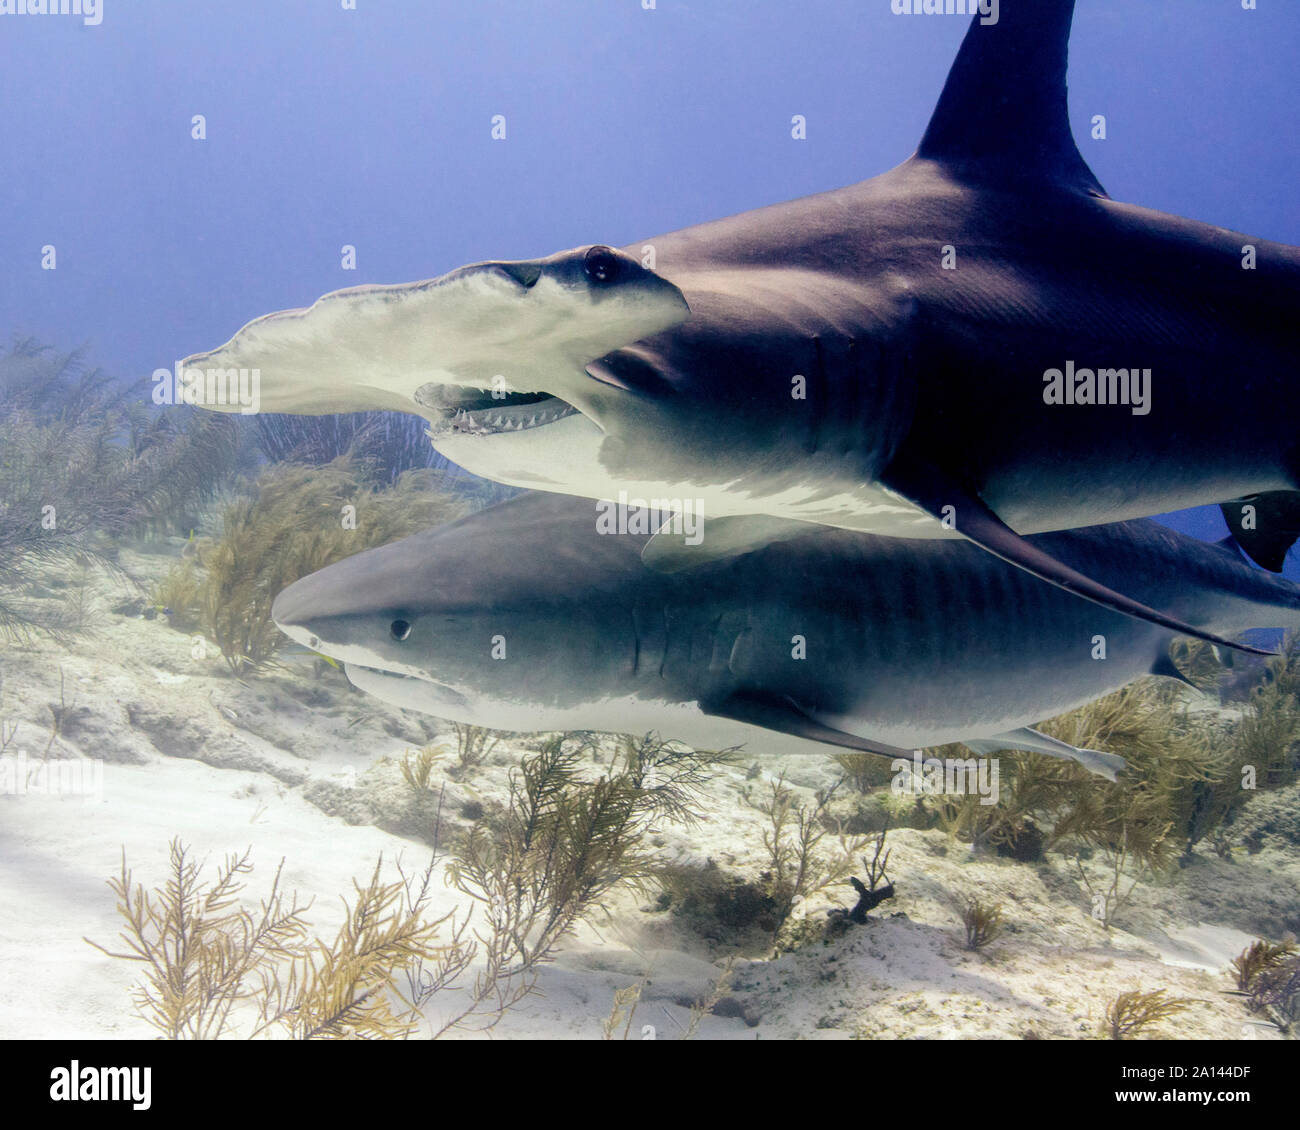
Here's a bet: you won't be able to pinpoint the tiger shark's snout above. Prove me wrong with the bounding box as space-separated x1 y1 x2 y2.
270 554 395 651
271 574 428 682
271 558 477 716
269 578 318 649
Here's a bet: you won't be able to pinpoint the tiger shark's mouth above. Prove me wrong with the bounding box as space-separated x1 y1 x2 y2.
343 663 470 709
417 384 579 438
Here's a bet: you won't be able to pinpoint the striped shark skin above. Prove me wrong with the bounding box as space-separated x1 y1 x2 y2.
271 494 1300 780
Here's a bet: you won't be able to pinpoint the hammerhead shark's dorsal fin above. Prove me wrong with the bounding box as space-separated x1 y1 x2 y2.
642 514 819 572
878 453 1273 657
916 0 1107 198
701 690 914 760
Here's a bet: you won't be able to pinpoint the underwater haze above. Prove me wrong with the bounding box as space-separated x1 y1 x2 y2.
1 4 1297 364
4 0 1300 1058
4 0 1300 545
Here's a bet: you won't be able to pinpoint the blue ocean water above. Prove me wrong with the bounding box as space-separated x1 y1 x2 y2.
4 3 1300 1055
1 0 1298 548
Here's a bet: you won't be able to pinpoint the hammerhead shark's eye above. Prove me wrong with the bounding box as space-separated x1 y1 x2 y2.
390 619 412 642
584 245 621 284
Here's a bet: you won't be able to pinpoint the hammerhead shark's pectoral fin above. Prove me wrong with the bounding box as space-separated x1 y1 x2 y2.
700 690 914 760
1219 491 1300 573
879 455 1274 657
963 727 1126 782
642 514 820 572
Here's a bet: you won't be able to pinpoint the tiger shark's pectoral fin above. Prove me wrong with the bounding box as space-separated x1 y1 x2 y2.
963 727 1127 782
1150 651 1199 688
701 690 914 760
642 514 820 572
878 454 1273 657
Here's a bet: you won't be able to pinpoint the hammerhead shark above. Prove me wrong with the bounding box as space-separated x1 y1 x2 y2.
183 0 1300 655
271 495 1300 781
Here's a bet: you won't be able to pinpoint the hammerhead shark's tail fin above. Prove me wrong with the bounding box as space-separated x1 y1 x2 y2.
1219 492 1300 573
916 0 1107 198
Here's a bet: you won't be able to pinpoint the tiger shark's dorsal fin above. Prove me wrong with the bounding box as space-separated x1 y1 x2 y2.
916 0 1108 198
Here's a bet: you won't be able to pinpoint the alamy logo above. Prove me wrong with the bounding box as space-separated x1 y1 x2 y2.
154 363 261 414
0 0 102 25
1042 360 1152 416
891 0 999 26
595 491 704 545
1 751 103 802
891 752 1000 806
49 1061 150 1110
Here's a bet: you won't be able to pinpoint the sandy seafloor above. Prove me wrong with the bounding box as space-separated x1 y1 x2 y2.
1 539 1297 1041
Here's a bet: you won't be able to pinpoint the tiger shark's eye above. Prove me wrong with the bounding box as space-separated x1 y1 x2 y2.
390 619 412 641
584 245 621 284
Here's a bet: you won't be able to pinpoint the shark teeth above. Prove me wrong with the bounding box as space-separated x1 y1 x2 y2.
429 395 578 438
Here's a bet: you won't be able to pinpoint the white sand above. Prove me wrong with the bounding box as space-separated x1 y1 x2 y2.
0 542 1295 1040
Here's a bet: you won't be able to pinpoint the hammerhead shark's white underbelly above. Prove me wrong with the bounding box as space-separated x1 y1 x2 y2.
435 413 954 537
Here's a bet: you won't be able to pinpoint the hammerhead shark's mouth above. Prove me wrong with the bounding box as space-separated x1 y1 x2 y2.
418 385 579 438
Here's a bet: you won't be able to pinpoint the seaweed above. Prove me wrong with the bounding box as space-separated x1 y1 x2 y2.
1167 637 1230 691
1072 831 1154 930
1248 953 1300 1031
912 668 1300 926
929 681 1220 871
832 752 897 793
601 957 736 1041
1231 636 1300 790
1231 937 1297 992
0 408 131 638
846 825 895 923
446 735 651 970
961 897 1004 951
748 775 870 945
85 839 446 1040
254 410 440 485
0 341 243 638
656 863 781 940
400 744 447 793
0 338 123 426
602 982 646 1041
681 958 737 1040
253 409 524 509
449 723 501 774
197 458 467 672
1229 937 1299 1031
150 558 205 633
441 733 724 1027
1103 988 1196 1040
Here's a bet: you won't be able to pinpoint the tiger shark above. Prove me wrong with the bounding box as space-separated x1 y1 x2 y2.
271 493 1300 782
184 0 1300 655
